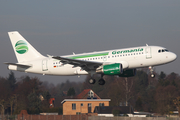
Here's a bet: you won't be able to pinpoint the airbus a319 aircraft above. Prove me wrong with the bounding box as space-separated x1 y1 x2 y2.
5 31 177 85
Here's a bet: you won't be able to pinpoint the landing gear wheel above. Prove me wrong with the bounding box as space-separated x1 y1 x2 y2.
151 74 155 78
98 79 105 85
89 78 96 84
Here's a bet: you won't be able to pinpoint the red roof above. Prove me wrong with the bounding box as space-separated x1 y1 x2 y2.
75 89 101 99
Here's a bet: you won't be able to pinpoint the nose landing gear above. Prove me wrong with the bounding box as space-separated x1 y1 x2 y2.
149 66 155 78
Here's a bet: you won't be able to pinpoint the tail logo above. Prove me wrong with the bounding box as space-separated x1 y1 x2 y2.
15 40 28 54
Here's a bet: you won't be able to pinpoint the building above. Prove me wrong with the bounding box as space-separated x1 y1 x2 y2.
75 89 101 99
61 89 111 115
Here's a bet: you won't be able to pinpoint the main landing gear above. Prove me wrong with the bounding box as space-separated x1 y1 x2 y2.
88 74 105 85
149 66 155 78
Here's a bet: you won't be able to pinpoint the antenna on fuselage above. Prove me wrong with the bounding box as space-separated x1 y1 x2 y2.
146 44 149 46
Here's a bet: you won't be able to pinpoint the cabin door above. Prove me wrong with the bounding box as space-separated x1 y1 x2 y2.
42 59 48 71
146 47 152 59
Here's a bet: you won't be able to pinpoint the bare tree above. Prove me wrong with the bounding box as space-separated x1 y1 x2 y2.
9 95 16 115
114 76 134 106
0 99 6 119
121 77 134 106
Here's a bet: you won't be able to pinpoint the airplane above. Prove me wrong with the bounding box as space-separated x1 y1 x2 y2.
5 31 177 85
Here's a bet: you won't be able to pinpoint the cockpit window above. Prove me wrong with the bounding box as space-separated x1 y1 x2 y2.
158 49 169 53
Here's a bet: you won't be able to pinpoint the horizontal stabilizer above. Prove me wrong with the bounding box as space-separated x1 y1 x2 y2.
4 62 32 68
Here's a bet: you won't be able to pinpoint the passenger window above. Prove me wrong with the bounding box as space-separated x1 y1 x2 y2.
158 50 161 53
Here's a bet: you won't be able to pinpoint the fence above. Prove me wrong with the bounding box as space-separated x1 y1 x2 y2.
1 115 180 120
0 115 17 120
88 116 180 120
18 114 88 120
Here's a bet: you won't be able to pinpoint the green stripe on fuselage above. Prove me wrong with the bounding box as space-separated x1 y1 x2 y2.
69 52 109 59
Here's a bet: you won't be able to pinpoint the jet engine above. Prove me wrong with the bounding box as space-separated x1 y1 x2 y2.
96 63 123 75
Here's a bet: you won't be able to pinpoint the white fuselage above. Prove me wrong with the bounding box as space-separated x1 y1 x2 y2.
9 45 176 76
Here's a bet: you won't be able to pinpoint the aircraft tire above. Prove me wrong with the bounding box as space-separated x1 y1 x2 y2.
98 79 105 85
151 74 155 78
89 78 96 84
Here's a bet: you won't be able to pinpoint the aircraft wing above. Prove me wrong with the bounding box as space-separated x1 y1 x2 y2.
52 56 102 71
4 62 32 68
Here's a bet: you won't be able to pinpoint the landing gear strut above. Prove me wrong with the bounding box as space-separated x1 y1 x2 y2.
149 66 155 78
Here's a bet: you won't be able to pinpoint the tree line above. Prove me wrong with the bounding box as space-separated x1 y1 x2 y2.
0 69 180 115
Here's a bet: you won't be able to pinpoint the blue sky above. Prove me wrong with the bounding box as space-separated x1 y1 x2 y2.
0 0 180 84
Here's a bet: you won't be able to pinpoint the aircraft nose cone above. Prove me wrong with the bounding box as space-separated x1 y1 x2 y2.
171 53 177 61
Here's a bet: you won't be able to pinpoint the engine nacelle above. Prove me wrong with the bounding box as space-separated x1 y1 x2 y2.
118 69 136 77
96 63 123 75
